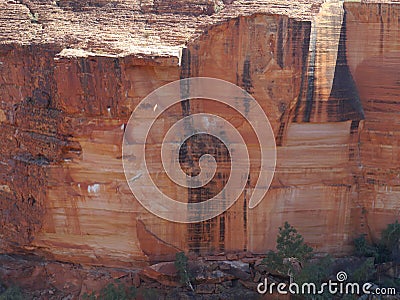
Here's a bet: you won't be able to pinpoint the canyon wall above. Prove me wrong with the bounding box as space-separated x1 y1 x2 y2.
0 0 399 267
346 2 400 242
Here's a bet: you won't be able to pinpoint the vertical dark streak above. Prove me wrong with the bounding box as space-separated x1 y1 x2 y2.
379 4 384 55
180 47 191 116
303 23 316 123
293 22 312 122
113 58 122 116
242 59 252 93
277 18 284 69
219 215 225 252
328 11 365 121
79 57 91 114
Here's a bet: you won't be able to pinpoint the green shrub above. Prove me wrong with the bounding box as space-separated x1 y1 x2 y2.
350 257 375 283
0 285 24 300
82 282 137 300
276 222 313 262
381 221 400 248
140 288 159 300
354 235 380 259
296 255 333 284
82 282 162 300
381 220 400 262
174 252 194 291
353 220 400 263
294 256 333 300
262 222 313 275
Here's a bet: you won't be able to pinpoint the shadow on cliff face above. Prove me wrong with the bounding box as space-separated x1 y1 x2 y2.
344 2 400 243
180 13 312 256
293 9 365 124
327 10 365 123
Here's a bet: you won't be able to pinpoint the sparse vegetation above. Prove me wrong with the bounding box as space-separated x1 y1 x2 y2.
351 220 400 290
294 255 333 300
82 281 161 300
381 220 400 262
139 287 159 300
174 252 194 291
262 222 313 275
82 282 136 300
262 222 337 299
0 285 24 300
350 257 375 283
353 220 400 264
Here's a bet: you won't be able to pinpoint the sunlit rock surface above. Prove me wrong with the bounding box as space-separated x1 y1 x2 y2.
0 0 399 267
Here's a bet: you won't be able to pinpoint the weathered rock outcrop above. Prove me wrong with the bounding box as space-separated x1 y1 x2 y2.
0 0 399 269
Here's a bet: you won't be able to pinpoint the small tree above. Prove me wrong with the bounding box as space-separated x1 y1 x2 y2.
295 255 333 300
276 222 313 262
174 252 194 291
381 220 400 262
353 220 400 263
263 222 313 275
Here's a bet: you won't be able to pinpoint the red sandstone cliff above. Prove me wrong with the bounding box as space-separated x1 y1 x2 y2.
0 0 399 268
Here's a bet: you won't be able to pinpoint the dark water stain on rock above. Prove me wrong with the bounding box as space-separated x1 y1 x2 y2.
327 11 364 122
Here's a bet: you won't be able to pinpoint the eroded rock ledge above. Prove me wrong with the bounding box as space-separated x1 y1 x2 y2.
0 253 398 299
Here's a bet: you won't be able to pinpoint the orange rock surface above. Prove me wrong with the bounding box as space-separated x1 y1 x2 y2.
0 0 399 267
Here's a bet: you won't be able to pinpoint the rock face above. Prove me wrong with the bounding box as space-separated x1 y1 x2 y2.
0 0 399 268
345 2 400 243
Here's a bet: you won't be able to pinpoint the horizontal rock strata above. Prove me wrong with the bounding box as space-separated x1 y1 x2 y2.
0 0 399 268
